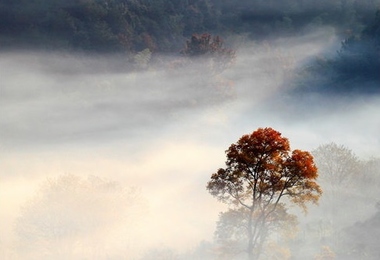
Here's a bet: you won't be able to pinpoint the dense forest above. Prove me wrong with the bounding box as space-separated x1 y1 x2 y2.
292 10 380 94
2 0 379 92
1 0 379 53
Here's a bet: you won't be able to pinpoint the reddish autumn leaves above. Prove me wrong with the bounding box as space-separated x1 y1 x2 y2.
207 127 322 259
208 127 321 208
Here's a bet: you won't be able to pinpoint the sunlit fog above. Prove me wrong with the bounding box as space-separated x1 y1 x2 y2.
1 0 380 259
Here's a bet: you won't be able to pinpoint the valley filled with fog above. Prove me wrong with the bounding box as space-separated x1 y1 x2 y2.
1 25 380 259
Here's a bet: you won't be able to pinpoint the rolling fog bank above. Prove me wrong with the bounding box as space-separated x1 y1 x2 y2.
1 27 380 259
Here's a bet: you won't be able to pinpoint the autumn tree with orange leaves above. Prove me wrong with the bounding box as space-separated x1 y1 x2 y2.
207 127 322 260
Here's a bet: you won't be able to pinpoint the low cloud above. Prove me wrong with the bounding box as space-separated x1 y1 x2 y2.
1 27 379 259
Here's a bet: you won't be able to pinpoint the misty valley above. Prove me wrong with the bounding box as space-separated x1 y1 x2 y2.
1 0 380 259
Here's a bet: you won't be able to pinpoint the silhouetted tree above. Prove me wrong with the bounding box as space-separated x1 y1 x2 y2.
312 142 361 188
311 143 380 245
311 143 362 230
181 33 235 74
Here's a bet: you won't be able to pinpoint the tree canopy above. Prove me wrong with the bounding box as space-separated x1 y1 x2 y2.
207 127 322 259
312 142 361 187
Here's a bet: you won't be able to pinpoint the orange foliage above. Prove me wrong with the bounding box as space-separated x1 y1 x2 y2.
207 127 322 259
208 127 321 208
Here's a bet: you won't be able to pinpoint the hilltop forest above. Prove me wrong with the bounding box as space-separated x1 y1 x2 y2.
2 0 379 93
0 0 379 53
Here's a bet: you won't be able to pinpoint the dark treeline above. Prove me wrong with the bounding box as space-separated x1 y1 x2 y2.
1 0 379 53
291 10 380 94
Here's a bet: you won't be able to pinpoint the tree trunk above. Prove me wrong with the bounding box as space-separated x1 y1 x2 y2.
247 212 268 260
247 208 255 260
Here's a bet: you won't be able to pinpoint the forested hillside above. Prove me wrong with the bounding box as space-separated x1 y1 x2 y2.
292 10 380 94
1 0 379 53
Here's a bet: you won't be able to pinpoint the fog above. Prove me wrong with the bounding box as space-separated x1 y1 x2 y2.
1 27 380 259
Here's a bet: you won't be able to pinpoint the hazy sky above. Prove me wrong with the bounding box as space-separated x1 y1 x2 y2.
1 27 380 259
